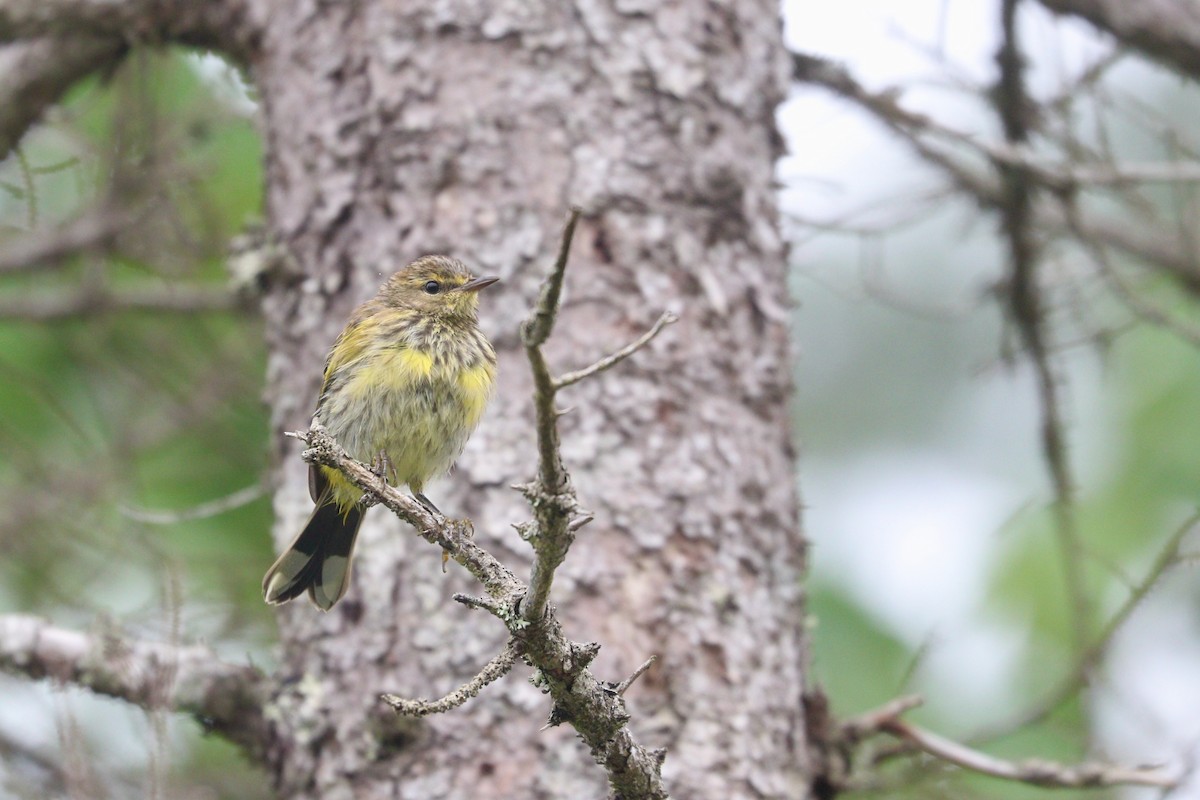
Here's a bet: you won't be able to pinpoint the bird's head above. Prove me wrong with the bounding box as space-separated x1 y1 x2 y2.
378 255 499 320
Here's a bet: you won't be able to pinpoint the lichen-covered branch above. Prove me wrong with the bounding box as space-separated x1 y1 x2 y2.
518 208 585 623
0 613 269 760
382 640 519 717
554 311 679 390
292 425 525 602
292 425 670 799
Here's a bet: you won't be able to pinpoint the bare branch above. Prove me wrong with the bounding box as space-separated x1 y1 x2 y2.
0 38 123 161
554 312 679 390
0 283 251 321
118 482 267 525
0 0 261 62
1036 0 1200 78
292 425 525 602
838 695 923 744
521 206 581 349
792 52 1200 295
986 147 1200 188
0 206 139 274
978 510 1200 739
613 655 657 696
884 718 1177 789
382 641 518 717
995 0 1090 657
0 614 268 759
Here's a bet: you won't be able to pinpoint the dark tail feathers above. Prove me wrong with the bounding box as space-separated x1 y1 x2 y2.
262 497 366 611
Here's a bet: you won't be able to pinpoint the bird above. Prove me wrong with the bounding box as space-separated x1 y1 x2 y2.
263 255 498 611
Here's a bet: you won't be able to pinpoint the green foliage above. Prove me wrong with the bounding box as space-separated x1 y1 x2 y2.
0 48 270 797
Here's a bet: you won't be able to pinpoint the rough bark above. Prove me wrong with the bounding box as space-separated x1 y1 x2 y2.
253 1 807 798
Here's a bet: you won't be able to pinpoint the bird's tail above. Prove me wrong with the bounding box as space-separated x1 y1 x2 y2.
262 494 366 611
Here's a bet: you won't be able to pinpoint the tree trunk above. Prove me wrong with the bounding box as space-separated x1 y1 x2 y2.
255 1 808 796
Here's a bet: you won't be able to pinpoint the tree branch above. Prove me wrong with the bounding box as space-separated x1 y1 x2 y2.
996 0 1090 658
0 0 261 62
554 311 679 390
1036 0 1200 78
976 510 1200 740
883 718 1177 789
826 694 1178 791
0 206 139 274
293 424 670 799
0 283 252 321
381 640 519 717
791 52 1200 295
0 614 268 760
0 38 124 161
518 207 585 624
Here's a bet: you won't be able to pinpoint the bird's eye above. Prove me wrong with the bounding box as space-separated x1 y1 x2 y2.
423 280 442 295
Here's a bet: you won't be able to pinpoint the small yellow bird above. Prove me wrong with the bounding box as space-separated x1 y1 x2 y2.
263 256 498 611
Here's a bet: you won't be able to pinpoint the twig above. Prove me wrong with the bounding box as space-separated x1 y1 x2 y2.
838 695 923 743
614 655 657 696
884 718 1177 789
382 641 519 717
118 482 266 525
0 614 268 760
977 510 1200 740
1035 0 1200 78
791 51 1200 295
0 284 251 321
995 0 1090 658
827 694 1177 791
0 206 139 274
554 312 679 389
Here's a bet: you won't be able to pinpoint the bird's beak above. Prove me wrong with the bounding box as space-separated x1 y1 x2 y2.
458 276 500 293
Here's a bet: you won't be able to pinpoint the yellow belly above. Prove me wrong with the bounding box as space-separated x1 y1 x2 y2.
319 348 494 508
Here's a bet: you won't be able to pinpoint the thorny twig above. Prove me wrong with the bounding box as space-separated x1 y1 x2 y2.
518 207 676 624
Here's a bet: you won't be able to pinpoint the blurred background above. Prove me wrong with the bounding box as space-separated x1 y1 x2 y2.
2 2 1199 799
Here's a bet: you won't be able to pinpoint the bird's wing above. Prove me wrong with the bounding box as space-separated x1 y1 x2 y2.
308 305 376 503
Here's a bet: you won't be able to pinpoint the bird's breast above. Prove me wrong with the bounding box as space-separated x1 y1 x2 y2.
319 341 495 487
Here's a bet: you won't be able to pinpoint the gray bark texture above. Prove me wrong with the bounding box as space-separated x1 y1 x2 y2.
255 1 807 797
